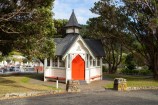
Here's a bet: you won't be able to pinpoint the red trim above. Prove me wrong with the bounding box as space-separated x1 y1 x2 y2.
90 75 102 80
45 76 66 80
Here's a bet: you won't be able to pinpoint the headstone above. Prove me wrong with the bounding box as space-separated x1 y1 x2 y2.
66 80 80 92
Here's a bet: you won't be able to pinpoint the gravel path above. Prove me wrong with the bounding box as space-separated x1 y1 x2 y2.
30 77 113 92
0 90 158 105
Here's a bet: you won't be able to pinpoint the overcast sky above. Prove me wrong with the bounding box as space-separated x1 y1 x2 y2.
53 0 99 24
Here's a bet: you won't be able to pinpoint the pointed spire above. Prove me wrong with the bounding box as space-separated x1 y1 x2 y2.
65 10 81 28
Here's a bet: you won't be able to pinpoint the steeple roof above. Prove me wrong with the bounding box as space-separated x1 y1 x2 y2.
65 10 81 28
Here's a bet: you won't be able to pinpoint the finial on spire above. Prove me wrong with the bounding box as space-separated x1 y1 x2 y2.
65 10 81 34
65 9 81 28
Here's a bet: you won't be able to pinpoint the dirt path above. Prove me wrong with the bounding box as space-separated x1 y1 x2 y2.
30 77 113 92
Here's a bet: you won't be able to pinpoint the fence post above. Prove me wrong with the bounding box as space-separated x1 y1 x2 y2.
56 77 59 89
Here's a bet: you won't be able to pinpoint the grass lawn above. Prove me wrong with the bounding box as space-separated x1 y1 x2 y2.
104 74 158 88
0 74 61 98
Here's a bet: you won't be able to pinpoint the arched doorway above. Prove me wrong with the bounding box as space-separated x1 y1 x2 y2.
72 55 85 80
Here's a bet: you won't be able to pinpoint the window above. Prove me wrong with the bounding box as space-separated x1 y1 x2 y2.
93 59 96 67
59 57 65 67
90 56 93 67
47 58 50 66
97 58 100 66
52 57 58 67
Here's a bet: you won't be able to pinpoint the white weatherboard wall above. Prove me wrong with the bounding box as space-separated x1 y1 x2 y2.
65 38 91 83
90 67 102 81
45 67 66 78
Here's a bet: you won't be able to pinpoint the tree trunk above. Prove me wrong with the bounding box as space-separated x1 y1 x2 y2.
108 65 117 74
150 55 158 80
153 60 158 80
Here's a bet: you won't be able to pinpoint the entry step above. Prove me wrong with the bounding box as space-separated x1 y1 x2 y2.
79 80 87 85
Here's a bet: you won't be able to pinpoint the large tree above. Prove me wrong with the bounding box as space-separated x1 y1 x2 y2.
89 0 158 79
123 0 158 79
87 0 129 73
54 19 68 38
0 0 55 59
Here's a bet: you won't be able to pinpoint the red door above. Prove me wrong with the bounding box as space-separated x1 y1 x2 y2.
72 55 85 80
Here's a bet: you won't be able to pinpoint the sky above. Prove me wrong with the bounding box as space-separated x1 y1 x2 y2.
53 0 99 25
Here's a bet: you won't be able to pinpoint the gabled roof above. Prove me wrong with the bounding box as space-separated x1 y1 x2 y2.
54 38 63 44
84 39 105 57
54 34 79 56
54 35 105 57
65 10 81 28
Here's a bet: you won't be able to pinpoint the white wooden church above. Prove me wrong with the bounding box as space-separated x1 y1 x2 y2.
44 11 105 83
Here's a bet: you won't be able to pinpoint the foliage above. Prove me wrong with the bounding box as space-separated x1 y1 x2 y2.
121 68 152 76
0 52 4 62
6 58 11 63
125 54 136 70
0 0 56 59
22 58 28 63
102 66 108 72
90 0 158 79
8 51 22 56
54 19 68 38
80 25 90 38
122 0 158 79
87 0 130 73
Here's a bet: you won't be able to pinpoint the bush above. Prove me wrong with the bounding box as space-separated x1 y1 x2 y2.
125 54 136 70
102 66 108 73
139 69 152 75
121 68 152 75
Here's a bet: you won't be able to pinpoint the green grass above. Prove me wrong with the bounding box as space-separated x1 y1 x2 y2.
0 74 62 97
21 77 30 83
104 74 158 88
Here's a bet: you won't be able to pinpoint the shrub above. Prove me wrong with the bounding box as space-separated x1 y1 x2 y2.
102 66 108 73
125 54 136 70
139 69 152 75
121 68 152 76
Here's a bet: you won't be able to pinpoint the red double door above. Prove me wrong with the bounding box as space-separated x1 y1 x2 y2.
72 55 85 80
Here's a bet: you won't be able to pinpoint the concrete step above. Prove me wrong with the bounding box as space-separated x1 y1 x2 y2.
79 80 87 85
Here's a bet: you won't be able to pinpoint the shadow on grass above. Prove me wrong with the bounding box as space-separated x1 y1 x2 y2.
24 73 44 81
2 84 44 91
0 73 44 81
0 77 15 84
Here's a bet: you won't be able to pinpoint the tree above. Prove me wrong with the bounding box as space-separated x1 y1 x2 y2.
122 0 158 79
0 0 55 59
79 24 89 38
87 0 129 73
89 0 158 79
125 53 136 70
54 19 68 38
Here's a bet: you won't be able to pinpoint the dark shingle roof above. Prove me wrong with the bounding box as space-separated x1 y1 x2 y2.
54 35 105 57
54 38 63 44
84 39 105 57
65 10 81 28
54 34 79 56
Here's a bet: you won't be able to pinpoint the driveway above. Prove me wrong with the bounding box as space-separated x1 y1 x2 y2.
0 90 158 105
